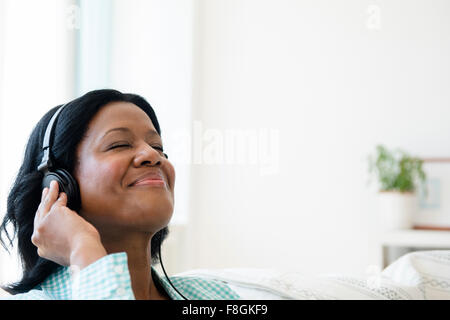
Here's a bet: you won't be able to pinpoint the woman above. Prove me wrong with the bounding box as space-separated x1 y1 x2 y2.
0 89 240 300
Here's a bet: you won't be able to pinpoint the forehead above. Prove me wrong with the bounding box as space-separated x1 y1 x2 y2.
85 101 157 137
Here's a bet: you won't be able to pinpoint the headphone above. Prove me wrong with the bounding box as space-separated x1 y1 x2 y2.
37 104 81 211
37 103 188 300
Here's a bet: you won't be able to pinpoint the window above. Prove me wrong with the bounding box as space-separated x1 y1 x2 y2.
0 0 193 284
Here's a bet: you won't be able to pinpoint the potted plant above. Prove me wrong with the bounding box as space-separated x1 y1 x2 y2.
368 145 426 230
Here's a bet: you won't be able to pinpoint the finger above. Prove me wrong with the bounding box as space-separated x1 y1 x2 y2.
41 187 49 201
52 179 60 193
42 180 60 214
54 192 68 208
37 247 45 258
34 207 41 226
36 187 49 221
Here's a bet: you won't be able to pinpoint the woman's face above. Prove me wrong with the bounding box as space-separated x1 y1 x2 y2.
73 101 175 235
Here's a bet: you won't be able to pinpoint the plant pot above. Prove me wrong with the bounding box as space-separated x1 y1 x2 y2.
377 191 417 231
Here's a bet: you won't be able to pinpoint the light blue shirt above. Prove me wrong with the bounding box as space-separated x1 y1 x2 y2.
3 252 240 300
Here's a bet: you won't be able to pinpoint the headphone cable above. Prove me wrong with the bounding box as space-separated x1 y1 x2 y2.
158 240 189 300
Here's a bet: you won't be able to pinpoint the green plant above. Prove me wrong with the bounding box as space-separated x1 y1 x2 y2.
368 145 426 193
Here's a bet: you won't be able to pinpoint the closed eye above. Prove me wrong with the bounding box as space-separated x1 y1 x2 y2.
108 144 164 152
108 144 130 150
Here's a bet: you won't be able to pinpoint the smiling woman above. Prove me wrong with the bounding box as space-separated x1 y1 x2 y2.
73 101 175 241
0 89 240 300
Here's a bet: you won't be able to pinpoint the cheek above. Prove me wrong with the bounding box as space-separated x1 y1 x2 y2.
78 157 126 199
166 162 176 191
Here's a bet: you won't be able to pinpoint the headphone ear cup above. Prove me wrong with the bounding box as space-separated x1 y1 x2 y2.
42 169 81 212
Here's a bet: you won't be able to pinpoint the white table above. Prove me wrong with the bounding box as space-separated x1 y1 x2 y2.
379 229 450 268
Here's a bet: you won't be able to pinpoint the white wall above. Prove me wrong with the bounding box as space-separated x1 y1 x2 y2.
109 0 193 228
0 0 76 284
186 0 450 276
84 0 195 274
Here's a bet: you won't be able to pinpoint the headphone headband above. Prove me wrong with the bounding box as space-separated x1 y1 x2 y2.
37 104 67 172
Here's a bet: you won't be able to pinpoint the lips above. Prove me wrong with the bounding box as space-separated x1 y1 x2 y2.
128 171 165 187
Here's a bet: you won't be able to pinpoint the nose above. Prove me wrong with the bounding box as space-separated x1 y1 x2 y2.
132 142 167 167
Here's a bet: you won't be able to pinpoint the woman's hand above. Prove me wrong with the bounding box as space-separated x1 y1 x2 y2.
32 180 107 269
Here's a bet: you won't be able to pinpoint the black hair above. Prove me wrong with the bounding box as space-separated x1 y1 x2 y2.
0 89 169 294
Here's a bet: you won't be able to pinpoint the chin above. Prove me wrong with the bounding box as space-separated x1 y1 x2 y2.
136 205 174 230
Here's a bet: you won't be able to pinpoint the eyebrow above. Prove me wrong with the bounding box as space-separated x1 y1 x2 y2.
101 127 161 140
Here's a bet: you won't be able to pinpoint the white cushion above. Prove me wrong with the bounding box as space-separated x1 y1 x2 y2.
175 250 450 300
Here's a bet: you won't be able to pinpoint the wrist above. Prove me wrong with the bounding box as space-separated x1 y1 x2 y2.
69 235 107 270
